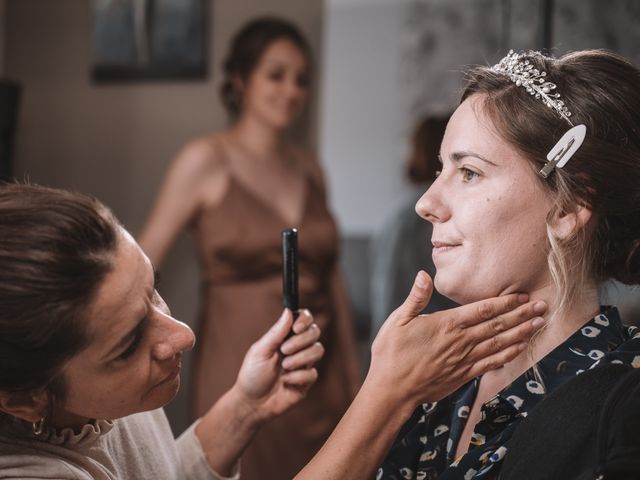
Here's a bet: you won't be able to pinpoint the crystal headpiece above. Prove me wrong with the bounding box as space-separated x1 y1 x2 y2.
492 50 573 126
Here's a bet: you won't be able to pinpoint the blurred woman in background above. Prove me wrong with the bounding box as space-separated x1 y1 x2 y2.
138 17 360 479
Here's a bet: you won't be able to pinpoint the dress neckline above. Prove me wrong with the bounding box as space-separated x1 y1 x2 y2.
217 135 311 227
226 173 311 228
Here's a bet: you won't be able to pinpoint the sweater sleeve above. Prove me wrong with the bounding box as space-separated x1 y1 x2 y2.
175 421 240 480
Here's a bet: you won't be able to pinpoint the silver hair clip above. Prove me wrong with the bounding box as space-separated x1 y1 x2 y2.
540 124 587 178
492 50 573 126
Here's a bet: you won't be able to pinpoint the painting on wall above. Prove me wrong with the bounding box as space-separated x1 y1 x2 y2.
400 0 540 118
91 0 207 82
401 0 640 120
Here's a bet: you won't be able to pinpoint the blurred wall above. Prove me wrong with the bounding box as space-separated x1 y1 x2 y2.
5 0 323 435
320 0 409 237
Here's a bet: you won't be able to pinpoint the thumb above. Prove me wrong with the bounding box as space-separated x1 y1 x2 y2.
252 309 293 357
394 271 433 325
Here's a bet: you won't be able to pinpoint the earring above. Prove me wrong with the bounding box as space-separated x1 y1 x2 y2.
32 416 46 436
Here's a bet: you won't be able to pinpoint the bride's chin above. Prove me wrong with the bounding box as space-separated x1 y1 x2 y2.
434 276 498 306
434 276 464 304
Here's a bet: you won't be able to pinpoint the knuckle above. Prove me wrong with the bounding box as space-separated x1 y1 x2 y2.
491 335 502 352
477 302 495 320
485 358 498 371
511 304 527 322
443 316 457 333
310 322 321 337
490 317 505 333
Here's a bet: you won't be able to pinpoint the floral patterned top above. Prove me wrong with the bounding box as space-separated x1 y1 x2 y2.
377 306 640 480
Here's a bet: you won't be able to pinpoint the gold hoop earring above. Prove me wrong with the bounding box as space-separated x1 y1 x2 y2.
32 417 46 436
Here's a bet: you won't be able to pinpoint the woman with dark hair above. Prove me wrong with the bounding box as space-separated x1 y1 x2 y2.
0 183 324 479
377 49 640 479
0 183 543 479
138 17 361 478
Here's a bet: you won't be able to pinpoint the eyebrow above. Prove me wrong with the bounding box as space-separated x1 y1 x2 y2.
102 267 159 361
449 151 497 167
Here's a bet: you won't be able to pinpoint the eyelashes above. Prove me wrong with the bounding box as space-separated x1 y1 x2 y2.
434 167 480 182
118 330 144 360
460 167 480 182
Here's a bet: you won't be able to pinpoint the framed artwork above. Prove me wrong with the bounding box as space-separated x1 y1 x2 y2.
91 0 207 82
401 0 640 118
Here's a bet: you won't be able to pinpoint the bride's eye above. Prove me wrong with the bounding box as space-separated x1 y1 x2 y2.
460 167 479 182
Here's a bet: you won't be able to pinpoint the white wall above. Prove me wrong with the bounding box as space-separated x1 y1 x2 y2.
320 0 412 236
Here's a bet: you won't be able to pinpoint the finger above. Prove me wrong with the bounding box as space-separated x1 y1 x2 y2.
467 342 527 379
281 323 321 355
252 309 293 357
470 315 546 360
292 309 313 335
281 368 319 387
467 300 547 342
392 271 434 326
282 342 325 371
456 293 531 329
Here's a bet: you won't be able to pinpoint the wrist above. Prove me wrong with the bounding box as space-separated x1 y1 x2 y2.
227 382 267 429
360 373 417 422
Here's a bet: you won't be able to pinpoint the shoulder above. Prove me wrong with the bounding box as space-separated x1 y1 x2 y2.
170 133 228 180
594 307 640 367
161 133 232 209
502 363 636 480
0 438 89 479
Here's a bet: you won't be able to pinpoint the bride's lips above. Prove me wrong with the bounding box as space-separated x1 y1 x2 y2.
432 240 462 257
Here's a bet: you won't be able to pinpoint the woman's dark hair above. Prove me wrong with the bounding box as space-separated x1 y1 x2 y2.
406 115 450 184
220 16 311 117
0 183 118 406
461 49 640 311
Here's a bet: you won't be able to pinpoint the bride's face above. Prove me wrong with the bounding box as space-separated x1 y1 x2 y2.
416 94 554 304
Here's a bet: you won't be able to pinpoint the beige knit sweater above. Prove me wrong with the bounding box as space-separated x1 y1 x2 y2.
0 409 239 480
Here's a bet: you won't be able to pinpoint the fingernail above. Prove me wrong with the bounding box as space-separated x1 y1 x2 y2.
533 301 547 314
518 293 529 303
532 316 546 328
415 271 426 289
276 309 288 326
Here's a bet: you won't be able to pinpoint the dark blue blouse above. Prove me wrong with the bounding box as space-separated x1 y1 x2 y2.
377 306 640 480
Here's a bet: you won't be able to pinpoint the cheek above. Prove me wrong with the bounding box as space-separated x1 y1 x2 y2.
436 194 550 302
60 362 153 419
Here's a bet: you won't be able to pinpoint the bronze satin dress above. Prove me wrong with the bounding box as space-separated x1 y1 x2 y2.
190 167 361 480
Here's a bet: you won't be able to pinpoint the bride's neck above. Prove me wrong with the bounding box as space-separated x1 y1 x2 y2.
507 280 600 373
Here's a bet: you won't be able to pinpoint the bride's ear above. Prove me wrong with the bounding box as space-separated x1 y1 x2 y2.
0 390 49 423
549 203 593 240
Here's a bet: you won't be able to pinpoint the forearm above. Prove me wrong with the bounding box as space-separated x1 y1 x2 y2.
295 376 415 480
194 384 262 476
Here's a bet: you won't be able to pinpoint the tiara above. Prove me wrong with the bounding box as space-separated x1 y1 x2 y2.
492 50 573 125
